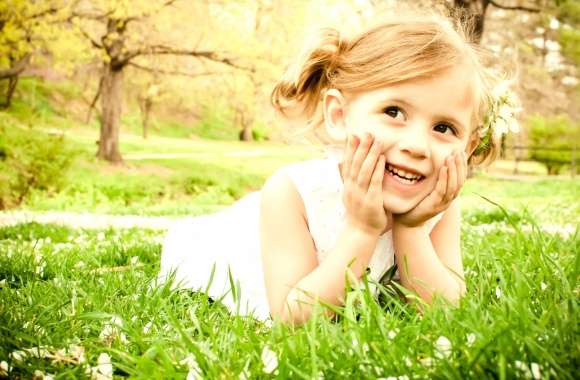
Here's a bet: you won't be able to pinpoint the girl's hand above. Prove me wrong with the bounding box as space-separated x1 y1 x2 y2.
393 150 467 228
341 133 388 237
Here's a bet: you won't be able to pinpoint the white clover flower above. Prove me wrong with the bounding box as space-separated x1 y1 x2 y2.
88 352 113 380
0 360 11 376
99 316 127 345
10 347 50 361
260 345 278 374
143 321 153 334
387 329 399 340
495 287 502 299
540 282 548 291
515 360 532 379
466 333 476 346
68 344 86 364
34 369 55 379
239 359 251 380
531 362 541 379
181 354 202 380
435 336 452 359
36 262 46 276
362 343 370 353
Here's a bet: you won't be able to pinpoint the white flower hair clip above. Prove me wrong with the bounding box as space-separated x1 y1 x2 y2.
475 80 522 155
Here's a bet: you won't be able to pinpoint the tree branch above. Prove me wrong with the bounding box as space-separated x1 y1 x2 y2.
0 54 31 80
86 75 104 124
78 27 103 49
488 0 540 12
122 0 180 25
122 45 254 72
29 6 60 19
128 61 235 78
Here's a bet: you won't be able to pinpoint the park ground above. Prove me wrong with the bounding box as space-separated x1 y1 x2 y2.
1 101 579 379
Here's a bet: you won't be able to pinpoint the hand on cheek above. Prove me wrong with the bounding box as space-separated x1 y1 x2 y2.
341 133 389 237
393 150 468 228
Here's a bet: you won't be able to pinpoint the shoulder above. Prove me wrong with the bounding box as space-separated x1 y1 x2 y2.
261 167 307 221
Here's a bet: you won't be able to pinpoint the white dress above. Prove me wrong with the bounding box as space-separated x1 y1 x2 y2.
158 155 442 320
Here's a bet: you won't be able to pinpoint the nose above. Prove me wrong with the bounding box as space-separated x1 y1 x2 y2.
397 125 430 159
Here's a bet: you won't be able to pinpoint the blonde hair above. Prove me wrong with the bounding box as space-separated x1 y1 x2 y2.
271 10 506 166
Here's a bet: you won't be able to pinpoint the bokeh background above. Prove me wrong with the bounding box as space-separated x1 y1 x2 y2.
1 2 578 379
0 0 578 218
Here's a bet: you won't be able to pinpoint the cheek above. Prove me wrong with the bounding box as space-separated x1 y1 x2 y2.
433 149 453 170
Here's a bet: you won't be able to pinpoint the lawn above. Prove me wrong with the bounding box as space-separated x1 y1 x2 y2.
0 210 577 378
1 91 578 378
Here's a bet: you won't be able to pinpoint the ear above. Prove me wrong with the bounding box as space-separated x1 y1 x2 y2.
323 89 348 142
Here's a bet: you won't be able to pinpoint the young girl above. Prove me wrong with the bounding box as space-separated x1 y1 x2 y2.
159 11 519 324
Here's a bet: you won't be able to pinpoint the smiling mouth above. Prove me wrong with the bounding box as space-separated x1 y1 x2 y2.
385 164 425 184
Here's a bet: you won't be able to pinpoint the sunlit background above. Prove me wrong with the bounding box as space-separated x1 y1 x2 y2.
0 0 578 214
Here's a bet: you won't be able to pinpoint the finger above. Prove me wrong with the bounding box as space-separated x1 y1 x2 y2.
368 154 385 197
434 164 448 203
446 154 458 202
350 133 373 182
358 140 382 189
456 151 467 195
342 135 358 180
419 163 447 209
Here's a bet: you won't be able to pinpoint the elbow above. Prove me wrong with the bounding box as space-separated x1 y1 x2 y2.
271 289 333 326
271 290 311 326
444 280 466 306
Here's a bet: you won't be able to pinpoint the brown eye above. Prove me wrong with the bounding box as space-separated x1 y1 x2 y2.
434 123 458 136
384 106 404 120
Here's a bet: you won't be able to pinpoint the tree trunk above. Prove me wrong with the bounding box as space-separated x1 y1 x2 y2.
240 126 253 141
0 76 18 109
97 64 124 164
140 98 152 139
0 54 30 108
453 0 490 43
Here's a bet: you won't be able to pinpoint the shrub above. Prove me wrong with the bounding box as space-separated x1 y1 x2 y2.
193 107 238 141
0 123 78 209
527 114 579 175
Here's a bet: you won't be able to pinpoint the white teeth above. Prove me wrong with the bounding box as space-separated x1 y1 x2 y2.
386 164 423 182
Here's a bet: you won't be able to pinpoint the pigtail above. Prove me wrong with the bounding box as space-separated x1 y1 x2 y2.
271 28 347 123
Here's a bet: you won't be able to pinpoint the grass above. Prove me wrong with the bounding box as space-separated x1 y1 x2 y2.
0 210 577 378
1 76 578 378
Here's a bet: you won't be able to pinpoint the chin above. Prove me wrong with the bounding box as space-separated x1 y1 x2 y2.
382 193 420 215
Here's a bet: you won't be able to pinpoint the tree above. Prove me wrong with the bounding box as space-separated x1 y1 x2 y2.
452 0 540 42
528 114 579 174
71 0 250 163
0 0 66 107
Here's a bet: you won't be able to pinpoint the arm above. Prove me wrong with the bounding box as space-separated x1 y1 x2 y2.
261 134 386 325
392 199 466 305
392 150 468 304
260 171 380 325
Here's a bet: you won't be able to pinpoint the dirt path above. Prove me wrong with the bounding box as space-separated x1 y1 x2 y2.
0 210 575 238
0 211 180 230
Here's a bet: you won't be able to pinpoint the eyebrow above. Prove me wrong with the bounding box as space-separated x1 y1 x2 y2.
384 98 468 133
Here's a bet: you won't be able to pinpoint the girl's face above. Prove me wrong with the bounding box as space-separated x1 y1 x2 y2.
331 65 479 214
